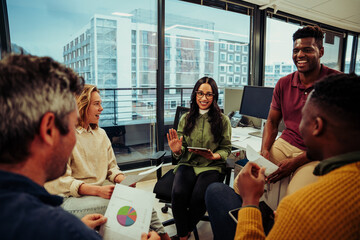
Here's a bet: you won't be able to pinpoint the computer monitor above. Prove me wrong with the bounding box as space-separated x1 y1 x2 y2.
239 86 274 137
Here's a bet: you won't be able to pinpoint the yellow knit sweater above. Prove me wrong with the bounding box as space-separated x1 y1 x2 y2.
235 161 360 240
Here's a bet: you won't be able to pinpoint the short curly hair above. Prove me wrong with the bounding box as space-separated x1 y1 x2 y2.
310 73 360 131
293 25 324 49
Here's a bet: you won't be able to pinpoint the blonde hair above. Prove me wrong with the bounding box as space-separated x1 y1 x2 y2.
76 84 100 129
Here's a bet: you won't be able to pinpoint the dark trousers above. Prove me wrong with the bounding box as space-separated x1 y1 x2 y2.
171 165 225 237
205 182 274 240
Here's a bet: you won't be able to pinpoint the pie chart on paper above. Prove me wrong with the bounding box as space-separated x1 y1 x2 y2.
116 206 137 227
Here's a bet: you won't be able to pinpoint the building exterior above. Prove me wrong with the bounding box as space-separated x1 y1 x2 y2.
62 9 250 126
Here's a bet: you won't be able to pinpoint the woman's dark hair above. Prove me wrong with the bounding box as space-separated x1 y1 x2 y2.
183 77 223 143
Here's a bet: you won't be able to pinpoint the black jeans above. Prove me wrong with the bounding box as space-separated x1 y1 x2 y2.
171 165 225 237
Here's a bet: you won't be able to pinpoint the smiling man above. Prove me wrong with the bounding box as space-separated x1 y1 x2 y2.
205 25 341 240
234 73 360 239
261 25 340 184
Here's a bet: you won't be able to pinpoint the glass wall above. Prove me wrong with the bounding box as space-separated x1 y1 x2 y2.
5 0 359 168
356 38 360 74
163 0 251 151
264 16 344 87
321 30 343 71
344 35 354 73
7 0 158 165
165 0 251 109
264 17 300 87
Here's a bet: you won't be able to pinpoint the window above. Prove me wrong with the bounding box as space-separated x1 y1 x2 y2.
344 35 354 73
242 55 248 63
228 54 234 62
170 100 177 109
235 54 240 62
242 66 247 74
220 65 226 72
228 65 233 73
220 42 227 50
7 0 252 167
356 38 360 75
243 45 248 53
219 75 226 83
228 43 234 51
234 75 240 83
235 65 241 73
227 76 233 83
220 52 226 61
241 76 248 85
321 31 343 70
264 18 301 86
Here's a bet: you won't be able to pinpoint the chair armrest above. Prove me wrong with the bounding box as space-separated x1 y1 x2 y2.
150 151 166 180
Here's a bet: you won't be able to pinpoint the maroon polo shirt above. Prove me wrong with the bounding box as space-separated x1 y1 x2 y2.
271 64 340 150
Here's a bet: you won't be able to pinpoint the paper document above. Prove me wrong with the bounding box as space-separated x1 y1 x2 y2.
121 163 163 186
246 145 278 176
99 184 155 240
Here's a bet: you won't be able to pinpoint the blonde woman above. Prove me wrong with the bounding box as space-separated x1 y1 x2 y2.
46 84 169 240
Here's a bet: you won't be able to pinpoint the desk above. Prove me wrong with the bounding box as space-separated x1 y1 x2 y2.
231 127 262 152
226 127 263 176
231 127 289 211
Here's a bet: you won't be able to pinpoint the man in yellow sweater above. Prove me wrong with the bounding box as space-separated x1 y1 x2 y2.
235 73 360 239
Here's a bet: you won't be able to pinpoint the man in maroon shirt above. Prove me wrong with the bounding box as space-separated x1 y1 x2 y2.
261 25 340 183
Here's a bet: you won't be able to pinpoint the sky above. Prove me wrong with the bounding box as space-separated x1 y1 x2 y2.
7 0 306 63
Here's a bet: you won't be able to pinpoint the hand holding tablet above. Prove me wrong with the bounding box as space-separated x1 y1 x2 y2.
187 146 210 151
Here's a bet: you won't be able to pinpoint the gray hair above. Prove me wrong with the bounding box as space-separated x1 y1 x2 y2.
0 54 84 164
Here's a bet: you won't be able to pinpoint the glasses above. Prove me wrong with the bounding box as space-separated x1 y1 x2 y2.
196 91 215 99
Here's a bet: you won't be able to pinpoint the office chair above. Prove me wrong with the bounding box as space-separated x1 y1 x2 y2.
103 126 131 154
153 106 232 240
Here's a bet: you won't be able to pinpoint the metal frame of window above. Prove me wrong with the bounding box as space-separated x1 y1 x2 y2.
0 0 10 55
350 35 359 73
156 0 165 152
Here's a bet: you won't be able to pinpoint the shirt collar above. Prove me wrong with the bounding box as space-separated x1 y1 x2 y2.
292 64 325 89
0 170 63 206
313 151 360 176
199 109 210 115
76 126 94 134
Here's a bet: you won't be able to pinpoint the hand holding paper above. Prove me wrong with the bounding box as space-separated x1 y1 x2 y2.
246 145 278 176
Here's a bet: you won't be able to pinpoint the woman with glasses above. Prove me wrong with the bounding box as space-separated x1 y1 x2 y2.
167 77 232 240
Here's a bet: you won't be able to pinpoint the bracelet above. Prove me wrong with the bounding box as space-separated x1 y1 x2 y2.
173 152 181 158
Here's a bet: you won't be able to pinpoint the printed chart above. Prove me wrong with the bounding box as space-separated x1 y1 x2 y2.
117 206 137 227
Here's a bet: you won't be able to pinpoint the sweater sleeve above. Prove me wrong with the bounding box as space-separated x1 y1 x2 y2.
214 114 232 160
44 155 84 198
235 207 265 240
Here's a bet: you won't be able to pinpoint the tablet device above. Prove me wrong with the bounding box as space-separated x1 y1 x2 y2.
187 147 209 151
228 207 241 224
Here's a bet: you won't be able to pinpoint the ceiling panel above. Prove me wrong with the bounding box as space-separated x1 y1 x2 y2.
242 0 360 32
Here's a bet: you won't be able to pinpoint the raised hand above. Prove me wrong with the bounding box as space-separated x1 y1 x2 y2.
166 128 183 155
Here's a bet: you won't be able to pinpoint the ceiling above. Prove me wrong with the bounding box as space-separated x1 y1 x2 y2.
242 0 360 33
